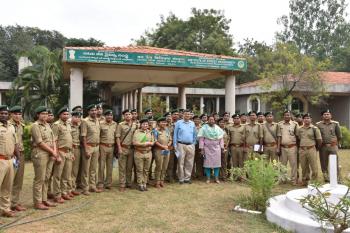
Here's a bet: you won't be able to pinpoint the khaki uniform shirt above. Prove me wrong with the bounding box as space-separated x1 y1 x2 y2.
316 121 342 144
0 122 16 158
31 121 54 148
100 120 117 144
227 124 245 145
52 119 73 150
80 116 100 144
71 123 80 146
116 121 137 146
296 125 322 147
98 116 106 122
156 128 172 147
132 129 155 151
262 122 279 144
244 123 262 145
277 121 298 145
8 119 24 152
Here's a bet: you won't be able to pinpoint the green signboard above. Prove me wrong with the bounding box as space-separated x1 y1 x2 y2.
63 48 247 71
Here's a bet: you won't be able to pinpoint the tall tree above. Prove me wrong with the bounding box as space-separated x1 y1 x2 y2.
277 0 350 60
135 8 235 88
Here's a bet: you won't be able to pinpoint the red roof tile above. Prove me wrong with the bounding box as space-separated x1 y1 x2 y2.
64 46 242 60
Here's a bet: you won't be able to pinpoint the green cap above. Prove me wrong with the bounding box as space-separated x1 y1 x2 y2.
139 118 149 124
57 106 69 115
35 106 47 114
72 105 82 111
0 105 9 112
144 108 152 114
86 104 97 111
9 106 22 113
157 117 166 122
104 109 113 115
71 111 82 117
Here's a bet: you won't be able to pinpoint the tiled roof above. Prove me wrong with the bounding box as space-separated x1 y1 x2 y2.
238 72 350 88
64 46 241 59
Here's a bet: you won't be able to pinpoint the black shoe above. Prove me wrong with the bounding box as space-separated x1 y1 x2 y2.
184 180 192 184
179 181 184 185
138 186 144 192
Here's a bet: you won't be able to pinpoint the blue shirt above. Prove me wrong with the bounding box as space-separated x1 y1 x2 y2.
173 119 196 147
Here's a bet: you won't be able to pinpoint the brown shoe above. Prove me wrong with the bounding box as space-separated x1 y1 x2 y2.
105 186 111 190
11 204 26 211
54 197 65 204
119 187 126 192
155 181 161 188
82 191 90 196
2 210 16 217
159 181 164 188
47 193 55 199
71 191 81 196
95 188 103 193
35 203 50 210
68 192 74 198
43 201 57 207
62 194 72 200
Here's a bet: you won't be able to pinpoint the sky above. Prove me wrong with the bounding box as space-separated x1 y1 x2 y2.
0 0 349 48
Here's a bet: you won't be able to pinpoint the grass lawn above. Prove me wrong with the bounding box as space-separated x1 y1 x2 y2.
1 150 349 233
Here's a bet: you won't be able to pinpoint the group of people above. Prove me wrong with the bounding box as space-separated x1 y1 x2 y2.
0 103 342 220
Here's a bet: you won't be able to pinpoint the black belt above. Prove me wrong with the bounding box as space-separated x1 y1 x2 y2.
178 141 192 145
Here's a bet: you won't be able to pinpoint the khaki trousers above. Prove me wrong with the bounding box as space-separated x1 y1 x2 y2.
177 143 195 182
264 146 279 162
0 159 14 213
98 145 114 188
134 151 152 186
11 151 25 206
118 147 134 187
166 150 177 181
300 147 318 182
71 147 81 191
81 145 99 191
230 146 245 168
155 149 170 181
280 146 297 182
32 148 50 205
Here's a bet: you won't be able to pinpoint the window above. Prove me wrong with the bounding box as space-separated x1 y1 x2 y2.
247 96 260 112
291 98 304 113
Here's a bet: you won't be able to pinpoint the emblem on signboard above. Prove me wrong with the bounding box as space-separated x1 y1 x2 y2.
68 50 76 60
238 60 245 69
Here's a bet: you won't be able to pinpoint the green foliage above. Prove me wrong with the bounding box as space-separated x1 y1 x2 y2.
142 95 167 119
277 0 350 61
65 37 104 47
340 126 350 149
259 42 328 116
134 8 235 88
23 124 32 160
299 182 350 233
230 153 287 212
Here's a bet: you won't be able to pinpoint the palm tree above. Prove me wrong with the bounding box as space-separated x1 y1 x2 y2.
11 46 64 117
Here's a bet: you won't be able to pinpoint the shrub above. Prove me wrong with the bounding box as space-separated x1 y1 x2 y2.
340 126 350 149
23 124 32 161
230 153 287 212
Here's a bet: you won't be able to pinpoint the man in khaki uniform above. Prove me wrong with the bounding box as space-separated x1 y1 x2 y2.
96 103 105 122
218 118 229 181
277 110 299 185
166 110 179 182
296 113 322 185
244 111 263 155
240 113 247 125
52 107 74 203
257 112 265 124
0 105 19 218
261 112 279 162
133 118 155 191
80 104 101 195
9 106 26 212
31 106 58 210
154 117 172 188
131 109 139 126
70 111 82 196
316 109 342 182
98 109 117 190
116 109 137 192
227 114 246 168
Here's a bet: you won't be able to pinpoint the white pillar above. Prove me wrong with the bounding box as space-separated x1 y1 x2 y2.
166 96 170 112
216 97 220 113
69 68 83 110
125 93 129 109
200 96 204 114
225 75 236 115
133 90 137 109
121 94 125 111
178 86 186 109
137 88 143 113
329 154 338 188
129 92 134 109
148 95 152 108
